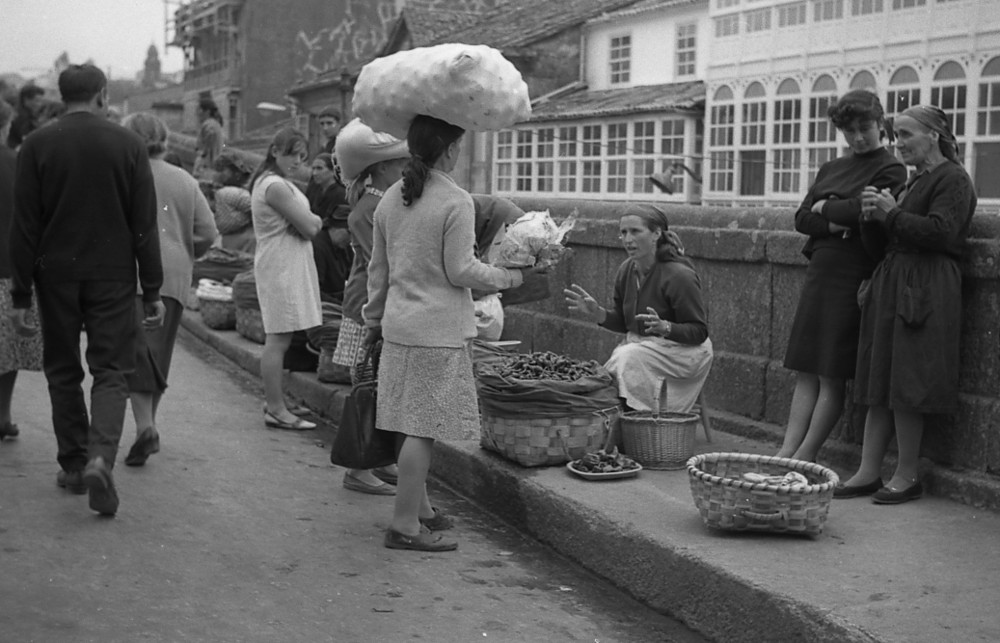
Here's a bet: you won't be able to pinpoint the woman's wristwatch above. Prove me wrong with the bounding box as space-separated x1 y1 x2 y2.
661 321 672 337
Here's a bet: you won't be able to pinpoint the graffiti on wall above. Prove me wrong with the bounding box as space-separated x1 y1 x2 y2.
294 0 397 81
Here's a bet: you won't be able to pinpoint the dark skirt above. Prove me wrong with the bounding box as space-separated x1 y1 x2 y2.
854 251 962 413
784 247 870 379
126 297 183 394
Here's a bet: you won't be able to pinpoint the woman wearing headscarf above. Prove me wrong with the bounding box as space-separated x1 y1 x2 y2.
211 148 256 253
328 118 410 495
564 204 713 414
193 96 225 180
835 105 977 504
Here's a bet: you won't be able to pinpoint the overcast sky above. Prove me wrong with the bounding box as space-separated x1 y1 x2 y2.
2 0 184 81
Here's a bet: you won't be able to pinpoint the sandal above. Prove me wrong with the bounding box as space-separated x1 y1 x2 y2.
263 409 316 431
384 528 457 552
372 466 398 486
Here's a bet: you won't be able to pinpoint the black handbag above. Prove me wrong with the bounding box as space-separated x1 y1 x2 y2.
330 342 398 469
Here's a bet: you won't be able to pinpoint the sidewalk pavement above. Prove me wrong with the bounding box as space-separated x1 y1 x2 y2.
181 310 1000 643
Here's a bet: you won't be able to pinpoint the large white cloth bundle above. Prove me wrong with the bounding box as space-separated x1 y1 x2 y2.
352 43 531 138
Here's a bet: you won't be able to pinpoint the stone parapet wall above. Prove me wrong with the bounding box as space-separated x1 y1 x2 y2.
501 196 1000 476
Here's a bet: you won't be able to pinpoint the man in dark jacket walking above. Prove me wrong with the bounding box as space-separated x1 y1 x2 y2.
9 64 165 516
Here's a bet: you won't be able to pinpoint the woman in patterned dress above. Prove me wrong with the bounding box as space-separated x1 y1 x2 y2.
363 115 539 552
0 100 42 441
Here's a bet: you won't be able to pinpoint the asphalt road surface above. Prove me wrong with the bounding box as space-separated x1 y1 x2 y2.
0 330 707 643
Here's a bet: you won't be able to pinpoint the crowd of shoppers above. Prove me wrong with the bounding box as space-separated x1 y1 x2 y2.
0 64 979 537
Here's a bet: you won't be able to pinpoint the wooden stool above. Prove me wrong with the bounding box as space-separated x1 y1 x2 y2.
695 390 713 443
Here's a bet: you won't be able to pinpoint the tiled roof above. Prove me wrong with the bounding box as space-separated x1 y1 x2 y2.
434 0 645 49
587 0 705 24
404 7 484 47
528 80 705 122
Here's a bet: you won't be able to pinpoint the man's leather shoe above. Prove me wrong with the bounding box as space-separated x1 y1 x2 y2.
56 470 87 495
872 481 923 505
82 457 119 516
833 478 884 499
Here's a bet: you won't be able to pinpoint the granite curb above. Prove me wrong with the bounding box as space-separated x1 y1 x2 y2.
180 310 1000 643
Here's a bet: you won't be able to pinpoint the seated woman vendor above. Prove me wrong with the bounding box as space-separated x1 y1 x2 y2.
565 204 713 413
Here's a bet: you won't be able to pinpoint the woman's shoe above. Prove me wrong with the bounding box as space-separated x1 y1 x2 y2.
419 507 454 531
833 478 884 499
343 472 395 496
384 528 457 552
0 422 19 440
372 466 398 486
263 409 316 431
124 428 160 467
872 481 923 505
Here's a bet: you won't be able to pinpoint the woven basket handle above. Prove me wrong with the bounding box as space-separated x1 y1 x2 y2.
741 508 788 524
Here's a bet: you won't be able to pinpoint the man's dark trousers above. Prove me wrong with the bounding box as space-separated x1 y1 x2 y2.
36 279 136 473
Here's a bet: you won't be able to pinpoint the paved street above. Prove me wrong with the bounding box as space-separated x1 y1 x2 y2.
0 331 706 643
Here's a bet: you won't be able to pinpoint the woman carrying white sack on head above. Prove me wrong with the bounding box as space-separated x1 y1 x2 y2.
565 204 713 414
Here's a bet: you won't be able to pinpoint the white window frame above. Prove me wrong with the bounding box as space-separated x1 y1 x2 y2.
676 23 697 78
609 35 631 85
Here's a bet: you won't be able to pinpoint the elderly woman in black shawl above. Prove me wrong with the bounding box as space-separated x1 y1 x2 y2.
564 204 712 414
835 105 977 504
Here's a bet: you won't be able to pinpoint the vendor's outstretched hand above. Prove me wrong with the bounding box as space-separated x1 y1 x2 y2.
564 284 605 324
363 326 383 347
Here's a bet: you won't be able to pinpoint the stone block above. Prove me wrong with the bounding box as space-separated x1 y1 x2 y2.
699 262 771 357
771 264 806 362
963 238 1000 280
500 308 536 350
683 228 767 262
923 396 1000 471
764 361 795 426
704 352 767 420
530 313 569 355
767 230 810 266
958 279 1000 397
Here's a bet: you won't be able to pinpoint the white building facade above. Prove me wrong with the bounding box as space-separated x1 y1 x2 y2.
703 0 1000 206
492 0 712 203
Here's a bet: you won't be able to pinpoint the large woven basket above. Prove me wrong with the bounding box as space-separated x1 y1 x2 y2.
687 453 840 536
480 407 617 467
199 298 236 330
235 307 265 344
619 411 699 470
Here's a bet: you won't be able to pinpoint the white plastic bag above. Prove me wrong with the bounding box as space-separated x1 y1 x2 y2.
491 210 577 268
474 294 505 341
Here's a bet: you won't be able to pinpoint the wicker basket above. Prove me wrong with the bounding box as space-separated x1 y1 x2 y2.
480 407 617 467
619 411 699 470
199 298 236 330
235 307 265 344
687 453 840 536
